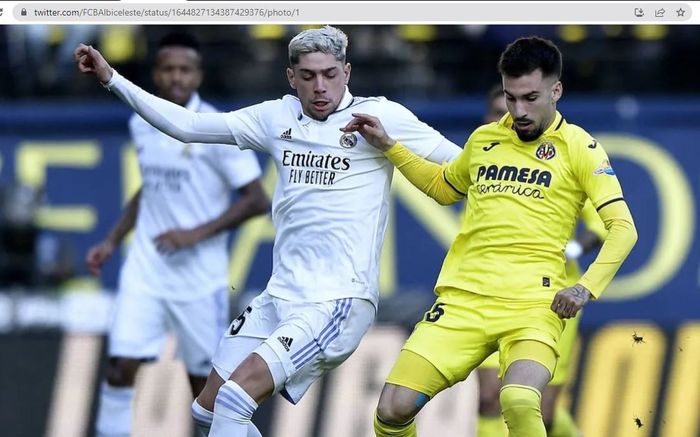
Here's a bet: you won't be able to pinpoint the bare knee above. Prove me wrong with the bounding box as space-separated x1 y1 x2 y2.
229 353 274 404
105 357 141 387
376 384 425 425
196 370 226 412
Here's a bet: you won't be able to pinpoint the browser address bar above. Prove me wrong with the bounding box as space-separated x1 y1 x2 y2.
7 2 695 23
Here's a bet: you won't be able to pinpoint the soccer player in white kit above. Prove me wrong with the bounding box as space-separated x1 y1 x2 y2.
83 33 269 437
76 26 462 437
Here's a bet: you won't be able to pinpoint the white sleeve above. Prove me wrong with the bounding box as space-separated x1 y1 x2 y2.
425 138 463 163
383 100 448 160
223 101 277 153
106 70 236 145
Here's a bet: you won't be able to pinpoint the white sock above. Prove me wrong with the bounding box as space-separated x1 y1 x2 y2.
95 382 134 437
210 381 259 437
192 399 214 437
192 396 261 437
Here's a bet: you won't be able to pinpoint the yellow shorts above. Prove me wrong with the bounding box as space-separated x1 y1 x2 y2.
480 311 580 385
393 288 564 390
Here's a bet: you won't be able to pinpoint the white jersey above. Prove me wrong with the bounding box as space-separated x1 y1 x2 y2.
223 89 447 307
119 93 262 301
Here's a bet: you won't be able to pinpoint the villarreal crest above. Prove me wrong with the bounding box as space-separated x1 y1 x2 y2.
535 141 556 160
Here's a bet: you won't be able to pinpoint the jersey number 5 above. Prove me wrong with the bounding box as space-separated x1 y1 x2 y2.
425 303 446 323
229 306 252 335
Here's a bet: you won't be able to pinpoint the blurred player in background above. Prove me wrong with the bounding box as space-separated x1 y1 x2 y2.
84 32 269 437
342 36 637 437
76 25 462 437
476 87 606 437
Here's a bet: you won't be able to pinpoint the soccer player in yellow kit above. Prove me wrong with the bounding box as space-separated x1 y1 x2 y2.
341 36 637 437
476 87 606 437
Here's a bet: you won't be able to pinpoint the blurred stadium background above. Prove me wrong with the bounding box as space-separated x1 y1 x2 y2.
0 24 698 437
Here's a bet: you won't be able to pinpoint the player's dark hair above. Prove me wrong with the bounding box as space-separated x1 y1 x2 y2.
157 32 200 53
498 36 562 79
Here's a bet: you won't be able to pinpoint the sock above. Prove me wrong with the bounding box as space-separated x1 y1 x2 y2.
192 398 261 437
373 410 417 437
95 382 134 437
210 381 259 437
192 399 213 437
548 405 579 437
500 384 546 437
477 415 508 437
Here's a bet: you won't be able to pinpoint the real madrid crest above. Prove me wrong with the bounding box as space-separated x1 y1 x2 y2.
535 141 556 160
339 132 357 149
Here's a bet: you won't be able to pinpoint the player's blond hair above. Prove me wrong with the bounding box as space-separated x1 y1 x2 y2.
288 25 348 65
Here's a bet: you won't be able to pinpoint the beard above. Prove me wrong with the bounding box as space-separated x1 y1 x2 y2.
514 123 545 142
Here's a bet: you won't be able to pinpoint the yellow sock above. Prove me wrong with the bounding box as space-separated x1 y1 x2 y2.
477 415 508 437
548 405 579 437
374 411 417 437
500 384 546 437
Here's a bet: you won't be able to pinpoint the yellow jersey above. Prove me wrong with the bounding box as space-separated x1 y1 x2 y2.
439 111 623 300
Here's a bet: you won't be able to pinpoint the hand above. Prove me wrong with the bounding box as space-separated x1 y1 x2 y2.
551 283 591 319
153 229 201 255
340 113 396 151
85 240 115 277
74 43 114 84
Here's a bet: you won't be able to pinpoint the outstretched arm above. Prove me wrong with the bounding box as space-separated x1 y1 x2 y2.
341 113 464 205
75 44 234 145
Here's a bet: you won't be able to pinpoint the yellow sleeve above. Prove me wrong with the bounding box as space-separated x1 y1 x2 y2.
384 142 466 205
580 199 607 240
571 136 623 209
578 200 637 298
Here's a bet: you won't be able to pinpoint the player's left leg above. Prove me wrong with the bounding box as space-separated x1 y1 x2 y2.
500 341 555 437
96 289 168 437
193 291 278 437
498 301 564 437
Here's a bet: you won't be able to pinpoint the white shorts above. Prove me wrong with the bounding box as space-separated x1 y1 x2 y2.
212 290 375 404
109 287 229 376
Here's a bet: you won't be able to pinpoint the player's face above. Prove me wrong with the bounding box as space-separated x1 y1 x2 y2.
484 93 508 124
153 46 202 106
287 52 351 121
502 69 562 142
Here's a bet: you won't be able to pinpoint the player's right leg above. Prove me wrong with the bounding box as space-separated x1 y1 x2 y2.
375 289 493 436
374 351 449 437
95 289 168 437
